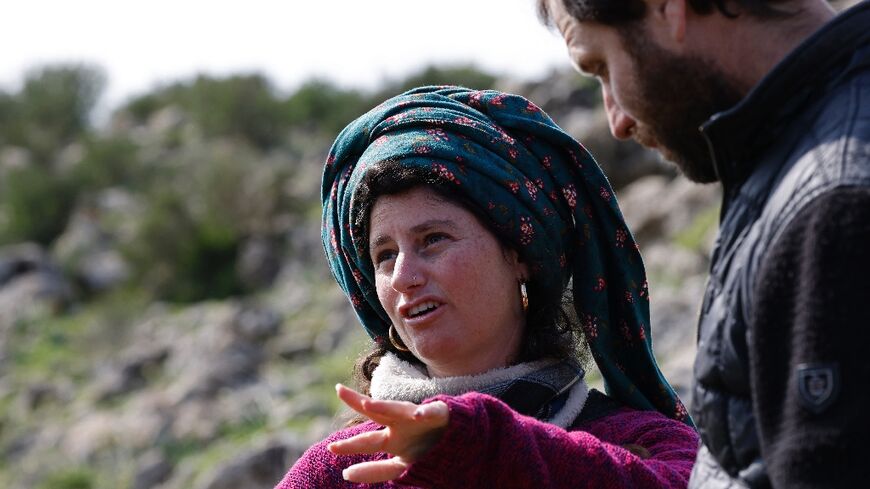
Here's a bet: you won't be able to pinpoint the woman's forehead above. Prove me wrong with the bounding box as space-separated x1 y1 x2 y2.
369 188 468 231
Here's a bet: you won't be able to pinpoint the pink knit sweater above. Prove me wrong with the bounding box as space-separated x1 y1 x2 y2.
275 392 698 488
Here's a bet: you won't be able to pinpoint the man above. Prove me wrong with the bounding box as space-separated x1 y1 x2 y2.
538 0 870 487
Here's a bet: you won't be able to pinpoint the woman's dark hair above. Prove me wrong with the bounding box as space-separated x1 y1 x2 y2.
536 0 796 27
348 159 590 400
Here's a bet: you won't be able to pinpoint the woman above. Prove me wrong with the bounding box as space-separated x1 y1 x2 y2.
275 86 698 488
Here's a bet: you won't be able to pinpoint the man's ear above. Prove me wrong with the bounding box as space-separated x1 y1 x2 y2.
650 0 687 44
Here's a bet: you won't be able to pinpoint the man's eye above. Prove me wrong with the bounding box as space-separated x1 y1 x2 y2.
579 60 606 79
424 233 448 246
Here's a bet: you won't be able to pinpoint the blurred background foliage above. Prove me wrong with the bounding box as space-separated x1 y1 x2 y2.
0 62 533 489
0 63 497 303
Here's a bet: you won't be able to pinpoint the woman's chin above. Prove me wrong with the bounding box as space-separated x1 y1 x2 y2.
410 339 463 370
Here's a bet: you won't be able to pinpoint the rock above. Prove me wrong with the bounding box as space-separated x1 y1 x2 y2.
61 411 119 461
51 191 140 294
56 142 85 174
0 243 52 286
197 443 304 489
619 175 720 249
234 307 282 343
284 396 332 420
262 261 316 318
3 430 37 459
80 250 130 292
0 244 75 340
500 69 600 121
148 106 187 136
313 316 353 354
21 382 67 411
94 345 170 402
132 451 174 489
276 342 314 362
0 146 32 174
171 399 222 441
237 236 282 290
155 303 282 403
62 394 170 460
615 175 671 243
278 364 323 393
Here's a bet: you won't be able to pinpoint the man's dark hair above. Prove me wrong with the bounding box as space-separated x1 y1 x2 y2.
536 0 795 27
348 159 589 403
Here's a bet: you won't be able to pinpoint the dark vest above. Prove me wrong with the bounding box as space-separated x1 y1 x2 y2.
689 4 870 487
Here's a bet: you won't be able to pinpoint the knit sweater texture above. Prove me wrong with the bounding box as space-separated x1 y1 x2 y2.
275 392 698 488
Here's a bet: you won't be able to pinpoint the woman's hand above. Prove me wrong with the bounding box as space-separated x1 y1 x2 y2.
328 384 449 483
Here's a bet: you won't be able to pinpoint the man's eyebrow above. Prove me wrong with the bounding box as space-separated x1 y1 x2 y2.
369 219 458 251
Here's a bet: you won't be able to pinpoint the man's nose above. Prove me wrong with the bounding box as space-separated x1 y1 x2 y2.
602 85 636 140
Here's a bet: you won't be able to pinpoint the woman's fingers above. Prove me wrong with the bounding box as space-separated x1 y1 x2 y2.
335 384 369 415
413 400 449 428
332 384 450 470
342 457 410 484
363 396 418 419
328 429 389 455
335 384 418 426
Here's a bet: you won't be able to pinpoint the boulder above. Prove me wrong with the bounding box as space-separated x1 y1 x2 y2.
93 345 170 402
132 451 174 489
51 189 140 293
197 442 306 489
0 243 74 341
0 146 32 175
236 236 282 290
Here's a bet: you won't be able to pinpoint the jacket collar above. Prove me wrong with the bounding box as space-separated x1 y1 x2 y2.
369 353 590 428
701 1 870 188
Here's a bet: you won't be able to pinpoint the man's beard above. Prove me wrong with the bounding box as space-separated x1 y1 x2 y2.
618 29 745 183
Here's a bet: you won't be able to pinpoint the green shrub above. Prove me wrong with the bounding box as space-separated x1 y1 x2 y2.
38 468 95 489
282 79 369 136
0 164 77 246
122 142 297 302
72 136 145 191
123 74 285 150
124 189 244 303
380 64 498 95
0 65 104 158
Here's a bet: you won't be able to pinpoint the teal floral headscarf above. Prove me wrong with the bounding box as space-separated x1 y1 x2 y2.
322 86 691 426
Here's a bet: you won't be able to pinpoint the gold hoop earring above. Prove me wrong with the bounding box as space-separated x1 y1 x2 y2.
520 281 529 313
389 324 410 352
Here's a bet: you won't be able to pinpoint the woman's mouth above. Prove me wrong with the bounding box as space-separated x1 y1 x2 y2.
406 301 440 319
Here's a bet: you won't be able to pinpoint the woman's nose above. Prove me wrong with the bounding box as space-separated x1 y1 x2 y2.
602 85 636 140
390 252 424 292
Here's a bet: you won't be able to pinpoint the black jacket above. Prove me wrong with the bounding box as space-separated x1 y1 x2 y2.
688 3 870 488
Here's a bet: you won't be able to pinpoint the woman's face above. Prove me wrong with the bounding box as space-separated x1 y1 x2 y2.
368 186 528 378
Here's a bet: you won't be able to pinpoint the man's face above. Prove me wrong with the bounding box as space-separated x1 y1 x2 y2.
548 0 743 183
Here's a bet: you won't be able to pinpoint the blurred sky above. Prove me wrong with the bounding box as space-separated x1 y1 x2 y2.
1 0 570 111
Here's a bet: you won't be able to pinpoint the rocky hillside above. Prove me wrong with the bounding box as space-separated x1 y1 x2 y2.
0 65 718 489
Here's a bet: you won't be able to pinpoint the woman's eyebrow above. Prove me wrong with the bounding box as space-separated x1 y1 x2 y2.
369 219 458 250
410 219 457 234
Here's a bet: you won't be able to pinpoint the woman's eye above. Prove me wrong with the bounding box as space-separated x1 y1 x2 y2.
374 249 396 265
